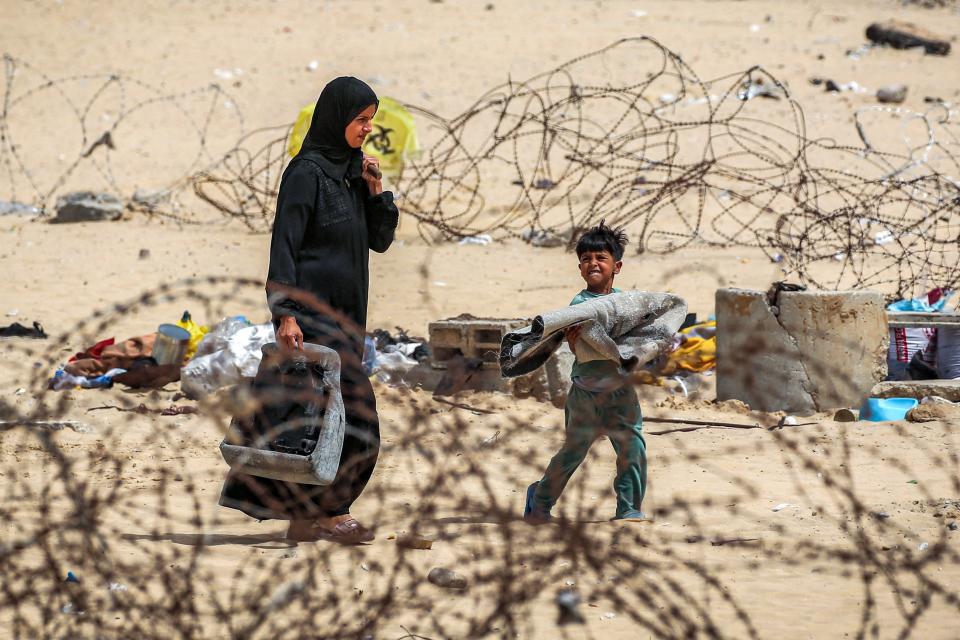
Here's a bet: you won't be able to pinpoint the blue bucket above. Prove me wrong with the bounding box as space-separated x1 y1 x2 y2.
858 397 918 422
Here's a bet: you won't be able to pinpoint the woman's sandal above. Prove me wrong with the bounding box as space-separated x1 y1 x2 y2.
287 518 374 544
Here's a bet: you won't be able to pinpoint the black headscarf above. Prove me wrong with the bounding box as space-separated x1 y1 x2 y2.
297 76 379 180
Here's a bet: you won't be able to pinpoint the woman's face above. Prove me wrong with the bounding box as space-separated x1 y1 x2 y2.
344 104 376 149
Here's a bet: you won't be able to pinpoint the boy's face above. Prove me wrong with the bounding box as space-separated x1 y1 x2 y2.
578 250 621 290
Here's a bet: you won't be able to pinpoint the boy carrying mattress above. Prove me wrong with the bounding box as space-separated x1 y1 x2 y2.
523 221 652 523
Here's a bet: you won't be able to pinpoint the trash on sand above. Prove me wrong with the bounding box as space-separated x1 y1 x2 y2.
772 503 790 512
833 408 858 422
917 541 929 551
0 321 47 339
53 191 123 223
397 533 434 550
522 228 565 248
866 20 951 56
479 430 501 448
738 78 785 101
0 201 40 216
556 589 585 625
0 420 95 434
373 350 419 385
458 234 493 246
50 367 126 390
874 229 895 245
306 60 319 72
181 321 275 399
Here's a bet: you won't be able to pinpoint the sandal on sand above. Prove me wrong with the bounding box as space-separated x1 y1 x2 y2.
523 481 552 524
287 518 375 544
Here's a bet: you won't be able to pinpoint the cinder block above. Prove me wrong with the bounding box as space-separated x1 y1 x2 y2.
716 288 887 414
429 315 527 369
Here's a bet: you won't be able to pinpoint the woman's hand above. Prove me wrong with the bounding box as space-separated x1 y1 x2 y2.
565 325 583 351
277 315 304 351
362 154 383 196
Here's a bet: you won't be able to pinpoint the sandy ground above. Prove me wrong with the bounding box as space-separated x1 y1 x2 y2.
2 0 960 638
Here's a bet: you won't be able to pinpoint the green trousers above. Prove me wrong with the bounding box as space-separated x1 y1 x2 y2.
532 383 647 518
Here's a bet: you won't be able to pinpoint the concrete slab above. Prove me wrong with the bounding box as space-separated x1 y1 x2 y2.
871 379 960 402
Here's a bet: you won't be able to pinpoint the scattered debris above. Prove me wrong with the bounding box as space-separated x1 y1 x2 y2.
866 21 951 56
53 191 123 223
397 533 434 550
877 84 908 104
87 403 198 416
738 78 785 101
457 234 493 246
556 589 585 625
427 567 467 589
139 248 151 260
533 178 556 190
0 420 94 434
0 201 40 216
834 408 858 422
479 430 501 447
949 522 958 531
306 60 319 72
0 321 47 339
772 503 790 512
131 188 171 210
917 541 929 551
522 229 565 248
846 43 876 60
711 537 760 547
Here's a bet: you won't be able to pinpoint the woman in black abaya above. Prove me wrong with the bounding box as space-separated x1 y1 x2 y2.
219 77 398 543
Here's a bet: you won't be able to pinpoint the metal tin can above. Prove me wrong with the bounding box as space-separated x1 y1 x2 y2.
153 323 191 366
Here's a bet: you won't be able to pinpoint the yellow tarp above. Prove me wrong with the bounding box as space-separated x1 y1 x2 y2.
662 321 716 374
287 96 419 175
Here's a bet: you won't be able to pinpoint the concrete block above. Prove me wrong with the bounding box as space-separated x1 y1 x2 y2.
428 315 527 369
870 379 960 402
716 288 887 414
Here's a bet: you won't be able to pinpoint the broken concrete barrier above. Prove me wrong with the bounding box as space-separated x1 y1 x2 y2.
716 288 887 414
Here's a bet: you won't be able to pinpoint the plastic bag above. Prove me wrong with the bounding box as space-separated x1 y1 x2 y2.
180 323 275 398
193 316 252 359
288 96 419 175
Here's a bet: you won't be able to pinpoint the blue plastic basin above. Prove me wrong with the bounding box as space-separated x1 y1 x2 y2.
859 397 918 422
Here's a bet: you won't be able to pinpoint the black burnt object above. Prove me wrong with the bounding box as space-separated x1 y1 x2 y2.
0 321 47 339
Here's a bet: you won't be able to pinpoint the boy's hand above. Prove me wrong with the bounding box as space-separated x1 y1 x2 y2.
564 325 583 351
